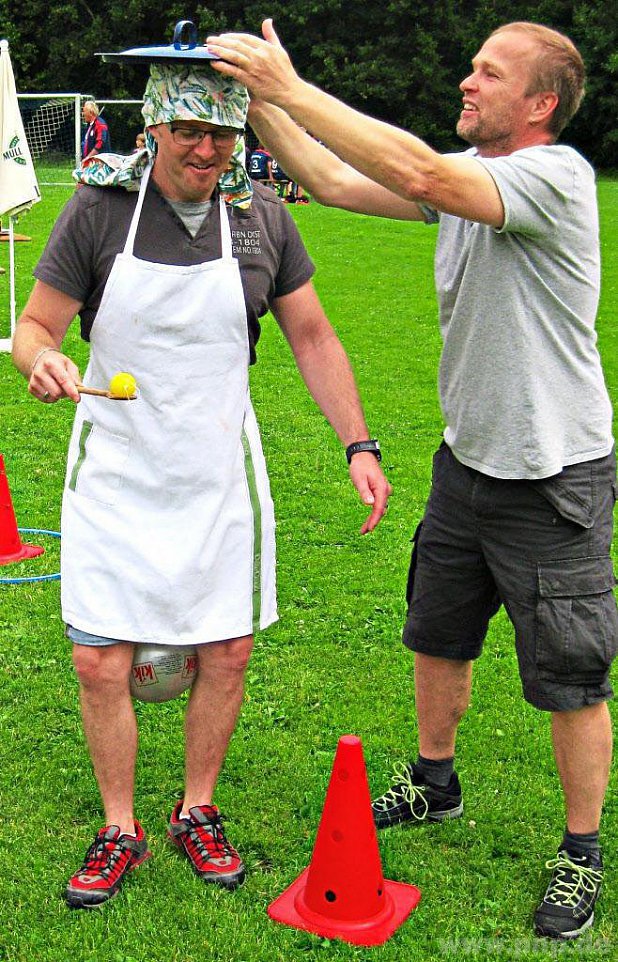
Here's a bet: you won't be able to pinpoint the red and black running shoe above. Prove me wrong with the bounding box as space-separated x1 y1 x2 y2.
65 822 151 909
168 802 246 890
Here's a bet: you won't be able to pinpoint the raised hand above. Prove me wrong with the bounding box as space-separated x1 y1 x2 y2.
207 20 301 108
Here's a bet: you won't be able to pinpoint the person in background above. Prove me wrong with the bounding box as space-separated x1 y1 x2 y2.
81 101 110 161
270 154 290 198
292 183 309 205
13 61 390 910
206 19 617 942
248 141 275 187
134 131 146 150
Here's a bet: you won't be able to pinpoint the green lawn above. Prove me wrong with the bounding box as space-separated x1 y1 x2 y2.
0 179 616 962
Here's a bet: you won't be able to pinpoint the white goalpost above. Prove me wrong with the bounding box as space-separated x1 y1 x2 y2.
97 97 146 154
17 94 144 185
17 93 82 181
1 94 145 348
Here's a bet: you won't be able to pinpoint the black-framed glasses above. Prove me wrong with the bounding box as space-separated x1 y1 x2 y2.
169 125 241 147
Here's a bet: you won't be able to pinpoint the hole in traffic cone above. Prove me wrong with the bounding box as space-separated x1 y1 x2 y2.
268 735 421 946
0 454 44 565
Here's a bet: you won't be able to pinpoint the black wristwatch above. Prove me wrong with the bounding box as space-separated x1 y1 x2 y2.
345 439 382 464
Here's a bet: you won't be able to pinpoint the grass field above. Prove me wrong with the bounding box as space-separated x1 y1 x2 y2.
0 178 616 962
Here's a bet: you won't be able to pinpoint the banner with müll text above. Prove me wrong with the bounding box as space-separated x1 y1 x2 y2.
0 38 40 348
0 39 40 217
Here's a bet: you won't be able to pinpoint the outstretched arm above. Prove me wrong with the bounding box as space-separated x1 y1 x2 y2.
271 281 392 534
208 20 504 226
249 100 425 220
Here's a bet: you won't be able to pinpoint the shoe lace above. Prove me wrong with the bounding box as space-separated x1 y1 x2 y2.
373 762 429 820
543 852 603 908
187 814 237 867
79 835 130 881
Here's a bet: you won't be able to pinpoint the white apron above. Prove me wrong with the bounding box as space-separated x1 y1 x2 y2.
61 167 277 644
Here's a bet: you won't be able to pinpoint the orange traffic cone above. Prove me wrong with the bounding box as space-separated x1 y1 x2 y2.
268 735 421 946
0 454 44 565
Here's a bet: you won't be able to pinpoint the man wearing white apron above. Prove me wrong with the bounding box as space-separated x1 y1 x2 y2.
13 63 391 908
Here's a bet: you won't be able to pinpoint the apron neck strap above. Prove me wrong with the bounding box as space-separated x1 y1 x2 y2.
123 164 151 255
218 194 233 260
123 167 234 260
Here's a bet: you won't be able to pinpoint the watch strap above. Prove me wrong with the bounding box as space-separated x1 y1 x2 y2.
345 439 382 464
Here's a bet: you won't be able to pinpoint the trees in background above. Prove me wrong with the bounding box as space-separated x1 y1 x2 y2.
1 0 616 167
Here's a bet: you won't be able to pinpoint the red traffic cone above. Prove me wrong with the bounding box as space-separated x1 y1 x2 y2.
268 735 421 946
0 455 44 565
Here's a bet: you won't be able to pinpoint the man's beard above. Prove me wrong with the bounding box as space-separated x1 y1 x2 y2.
456 112 513 152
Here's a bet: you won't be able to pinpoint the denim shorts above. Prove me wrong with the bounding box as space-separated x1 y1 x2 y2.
403 443 618 711
66 625 127 646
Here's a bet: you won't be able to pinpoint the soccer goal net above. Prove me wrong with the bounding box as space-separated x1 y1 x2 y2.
17 94 145 186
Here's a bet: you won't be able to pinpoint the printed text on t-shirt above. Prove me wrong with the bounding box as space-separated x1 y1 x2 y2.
232 229 262 256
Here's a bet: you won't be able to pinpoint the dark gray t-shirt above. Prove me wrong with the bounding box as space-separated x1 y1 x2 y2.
35 180 315 364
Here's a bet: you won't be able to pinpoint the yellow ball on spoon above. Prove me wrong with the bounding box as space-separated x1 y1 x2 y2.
108 372 138 399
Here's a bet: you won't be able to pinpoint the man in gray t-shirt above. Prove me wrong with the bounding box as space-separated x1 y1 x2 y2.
208 19 617 941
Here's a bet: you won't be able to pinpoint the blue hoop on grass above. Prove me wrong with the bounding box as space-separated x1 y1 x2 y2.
0 528 61 584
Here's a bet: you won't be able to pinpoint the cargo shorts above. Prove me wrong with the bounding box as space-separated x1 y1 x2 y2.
403 442 618 711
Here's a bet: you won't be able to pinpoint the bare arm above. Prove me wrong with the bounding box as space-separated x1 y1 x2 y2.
209 21 504 227
271 281 392 533
249 100 425 220
12 280 83 403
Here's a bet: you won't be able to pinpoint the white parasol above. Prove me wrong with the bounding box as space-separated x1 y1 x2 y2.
0 39 40 349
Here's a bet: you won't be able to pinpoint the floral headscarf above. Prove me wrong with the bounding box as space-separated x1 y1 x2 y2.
73 64 252 208
142 64 248 129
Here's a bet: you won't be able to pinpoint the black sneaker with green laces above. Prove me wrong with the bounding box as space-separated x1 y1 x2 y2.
534 849 603 940
371 762 463 829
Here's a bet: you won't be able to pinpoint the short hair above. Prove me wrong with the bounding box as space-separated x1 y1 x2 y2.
83 100 100 117
490 22 585 136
